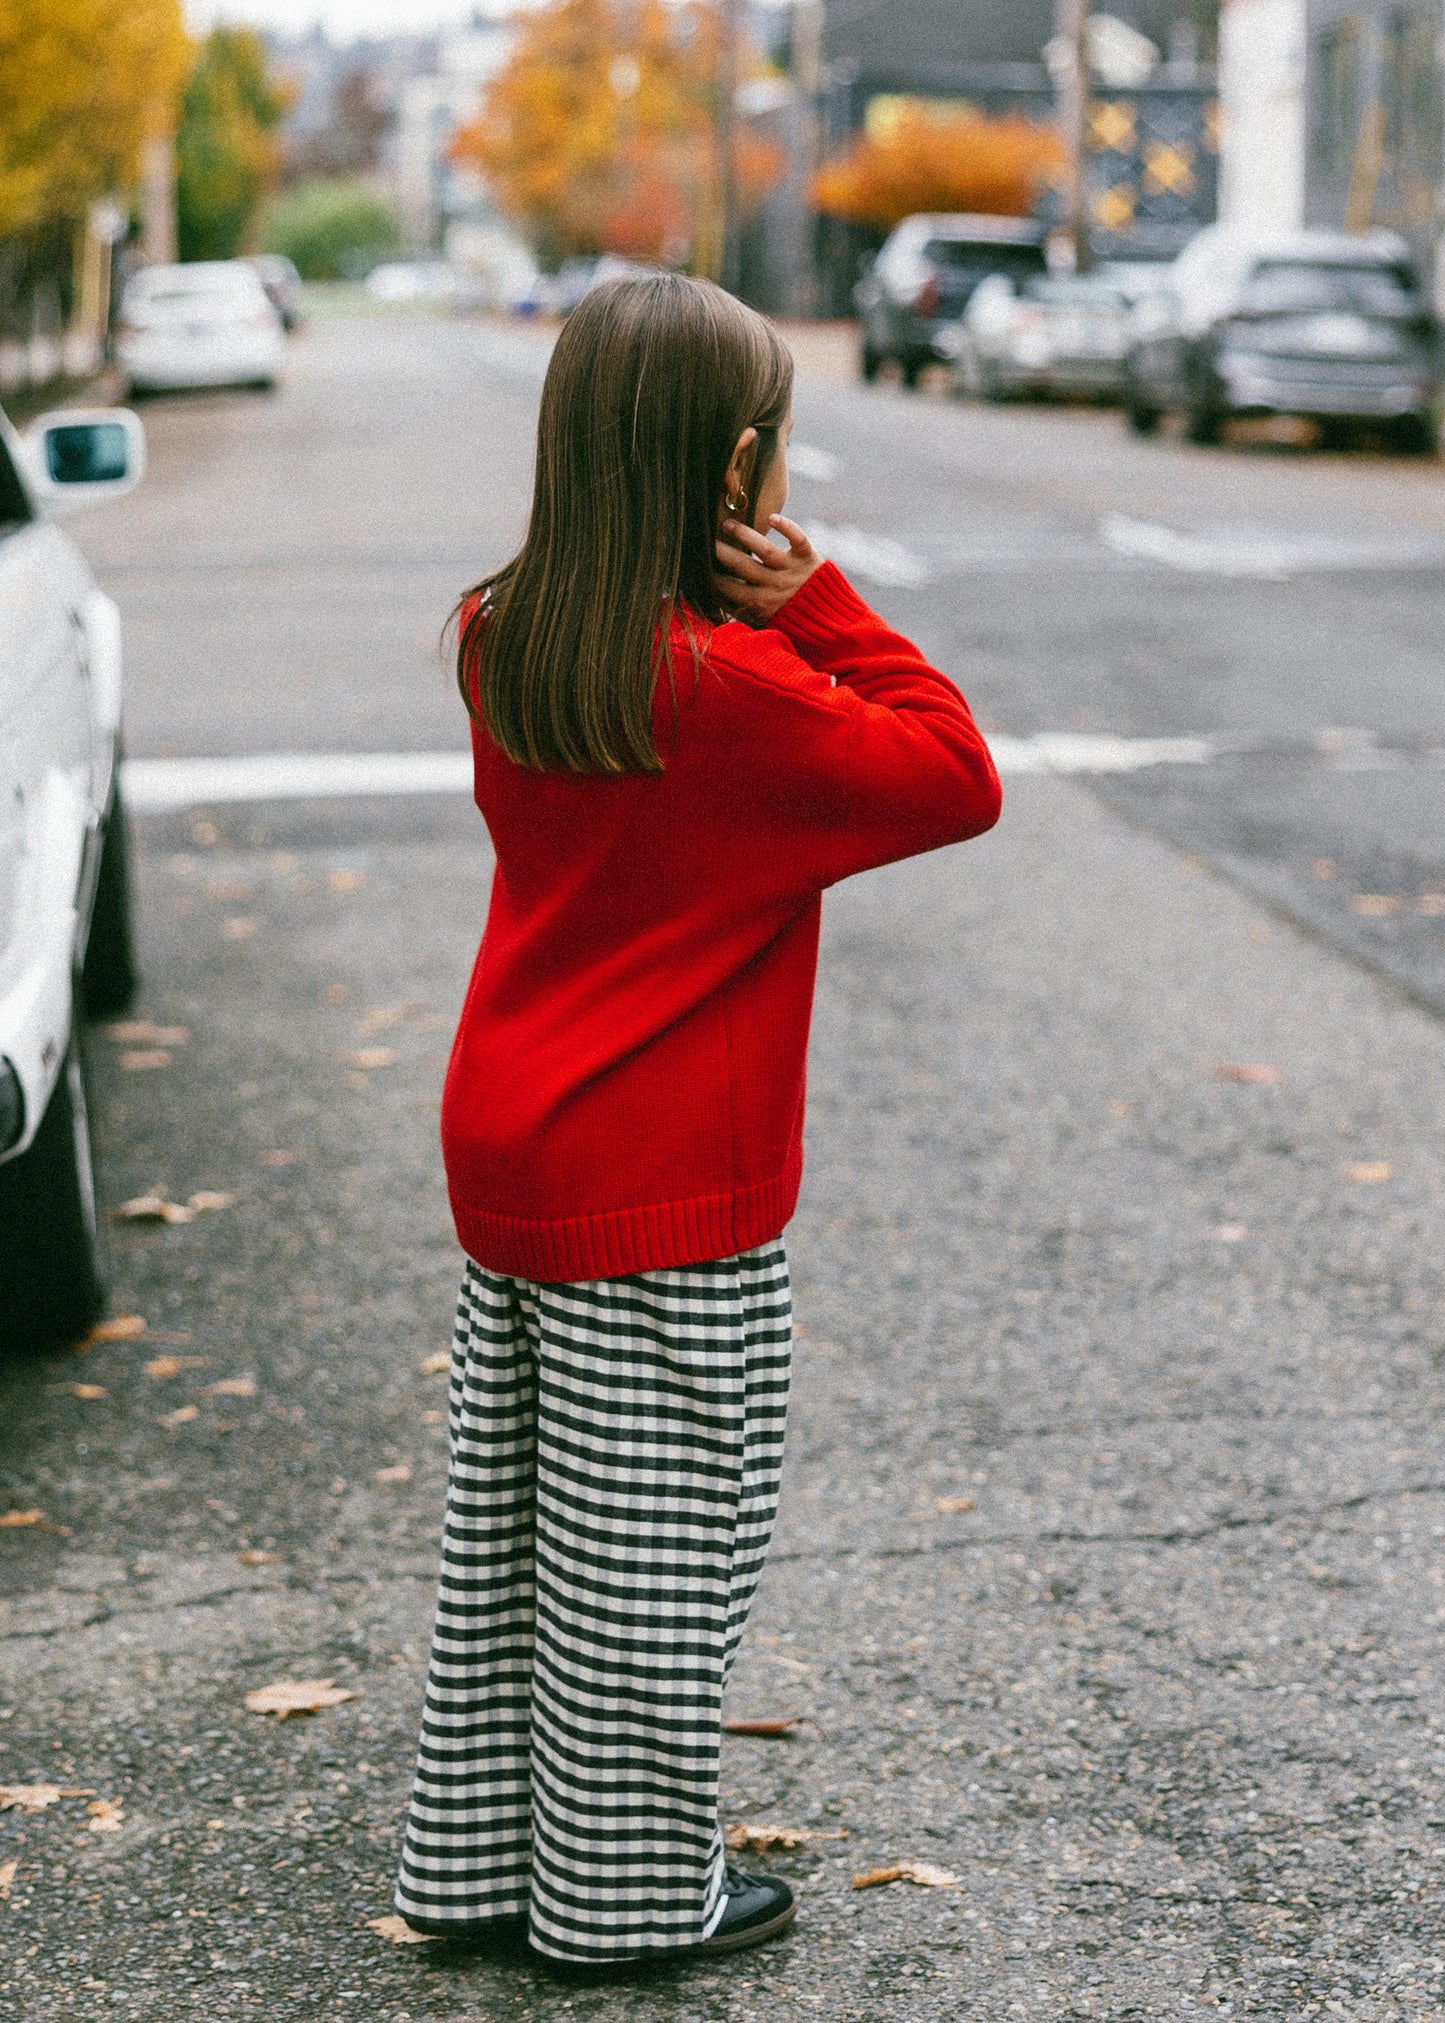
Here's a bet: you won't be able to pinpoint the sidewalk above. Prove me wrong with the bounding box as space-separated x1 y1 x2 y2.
1 771 1442 2020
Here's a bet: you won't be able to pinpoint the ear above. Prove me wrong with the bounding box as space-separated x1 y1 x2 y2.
724 425 758 503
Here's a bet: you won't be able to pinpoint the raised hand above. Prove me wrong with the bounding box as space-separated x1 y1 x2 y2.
714 513 821 627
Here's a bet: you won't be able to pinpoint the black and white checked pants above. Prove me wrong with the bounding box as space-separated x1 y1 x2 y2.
395 1241 792 1960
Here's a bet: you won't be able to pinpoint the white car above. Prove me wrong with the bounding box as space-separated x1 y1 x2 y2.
0 404 145 1348
116 260 284 396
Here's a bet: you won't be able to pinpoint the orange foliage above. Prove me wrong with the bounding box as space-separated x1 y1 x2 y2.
811 105 1063 232
450 0 782 270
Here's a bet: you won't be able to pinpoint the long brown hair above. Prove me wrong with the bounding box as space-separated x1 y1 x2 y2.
456 274 793 773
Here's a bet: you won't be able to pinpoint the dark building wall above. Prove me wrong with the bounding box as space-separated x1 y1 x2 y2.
822 0 1218 79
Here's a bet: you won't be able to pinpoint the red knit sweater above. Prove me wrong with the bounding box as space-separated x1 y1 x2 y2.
441 560 1001 1281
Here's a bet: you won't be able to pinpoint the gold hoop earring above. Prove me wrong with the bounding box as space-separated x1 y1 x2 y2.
725 490 747 514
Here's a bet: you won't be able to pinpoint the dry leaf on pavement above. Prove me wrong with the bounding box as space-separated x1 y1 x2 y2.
245 1678 357 1719
1214 1061 1283 1085
328 869 367 894
852 1859 961 1890
0 1858 16 1900
418 1352 451 1375
376 1463 412 1485
104 1022 188 1046
0 1785 94 1813
722 1715 825 1738
208 1377 256 1398
0 1510 44 1528
347 1048 397 1071
84 1314 147 1345
187 1192 235 1214
1352 894 1402 916
934 1496 974 1514
119 1049 172 1072
237 1550 280 1566
144 1356 210 1379
158 1405 199 1428
222 917 260 940
258 1148 307 1167
86 1799 124 1833
111 1196 196 1225
52 1383 106 1400
1348 1161 1392 1184
725 1824 848 1854
367 1913 434 1945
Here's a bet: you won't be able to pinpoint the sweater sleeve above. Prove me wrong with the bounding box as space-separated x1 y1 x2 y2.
769 560 1002 887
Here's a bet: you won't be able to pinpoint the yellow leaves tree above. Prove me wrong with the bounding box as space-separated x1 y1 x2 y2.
0 0 189 240
811 103 1063 233
450 0 781 271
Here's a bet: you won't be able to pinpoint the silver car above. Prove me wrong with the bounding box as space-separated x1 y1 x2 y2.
955 272 1135 402
0 405 144 1348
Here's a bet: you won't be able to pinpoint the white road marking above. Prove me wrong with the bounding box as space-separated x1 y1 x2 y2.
802 522 933 587
1099 511 1439 580
123 734 1213 813
123 750 475 812
788 443 840 483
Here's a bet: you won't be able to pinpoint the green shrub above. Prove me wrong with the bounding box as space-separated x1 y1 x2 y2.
263 178 399 281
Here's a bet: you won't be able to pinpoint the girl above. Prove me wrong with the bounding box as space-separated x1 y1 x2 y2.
396 274 1001 1968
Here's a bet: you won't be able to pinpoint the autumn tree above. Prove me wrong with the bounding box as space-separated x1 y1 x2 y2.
811 104 1063 233
176 26 291 262
0 0 188 240
449 0 780 272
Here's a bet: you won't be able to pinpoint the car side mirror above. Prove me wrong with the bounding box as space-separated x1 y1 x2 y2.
22 407 145 515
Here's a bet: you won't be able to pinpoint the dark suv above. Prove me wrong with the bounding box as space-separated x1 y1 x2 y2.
1125 225 1440 449
855 213 1048 387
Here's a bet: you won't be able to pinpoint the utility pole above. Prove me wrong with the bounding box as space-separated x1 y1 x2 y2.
1054 0 1092 271
716 0 744 292
788 0 823 317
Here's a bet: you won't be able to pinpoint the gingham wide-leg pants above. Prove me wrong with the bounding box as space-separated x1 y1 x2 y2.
395 1241 792 1961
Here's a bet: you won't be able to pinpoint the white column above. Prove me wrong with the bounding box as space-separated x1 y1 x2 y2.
1218 0 1307 233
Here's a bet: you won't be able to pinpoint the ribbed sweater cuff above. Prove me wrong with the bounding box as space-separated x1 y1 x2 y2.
772 559 876 651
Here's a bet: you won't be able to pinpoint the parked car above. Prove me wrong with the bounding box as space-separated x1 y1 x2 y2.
116 260 284 396
363 261 485 309
251 253 305 331
854 214 1049 387
955 271 1135 402
1123 226 1440 449
0 404 145 1348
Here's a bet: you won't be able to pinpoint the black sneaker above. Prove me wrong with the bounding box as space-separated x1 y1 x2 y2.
698 1865 796 1954
400 1910 528 1947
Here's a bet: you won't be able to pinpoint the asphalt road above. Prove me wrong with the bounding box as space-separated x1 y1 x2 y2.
1 308 1444 2021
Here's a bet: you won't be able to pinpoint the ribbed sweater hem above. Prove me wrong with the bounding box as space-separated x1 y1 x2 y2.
450 1152 803 1283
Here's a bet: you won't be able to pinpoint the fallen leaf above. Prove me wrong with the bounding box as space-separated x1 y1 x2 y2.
144 1356 210 1379
0 1857 16 1899
422 1409 445 1425
321 984 349 1004
1418 893 1445 916
852 1859 961 1890
237 1549 280 1566
245 1678 357 1720
722 1715 826 1739
84 1314 147 1345
328 869 367 894
934 1496 974 1514
417 1351 451 1375
0 1510 44 1528
57 1384 106 1400
258 1148 307 1167
1312 857 1335 879
368 1913 434 1945
348 1048 397 1071
206 879 253 901
187 1191 235 1214
1213 1223 1248 1243
119 1049 171 1072
1214 1062 1283 1085
111 1196 196 1226
86 1798 124 1833
357 1008 405 1033
1352 894 1402 917
208 1377 256 1398
103 1022 188 1046
222 916 261 939
376 1463 412 1485
0 1785 94 1813
158 1404 199 1428
1348 1161 1392 1184
725 1823 848 1854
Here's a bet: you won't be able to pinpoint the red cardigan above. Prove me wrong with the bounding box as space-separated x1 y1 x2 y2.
441 561 1001 1281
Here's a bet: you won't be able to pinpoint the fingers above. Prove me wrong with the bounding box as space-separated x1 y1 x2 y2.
768 513 814 557
721 519 789 567
715 536 776 584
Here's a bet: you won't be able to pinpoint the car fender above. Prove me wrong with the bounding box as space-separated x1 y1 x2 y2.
0 766 86 1162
